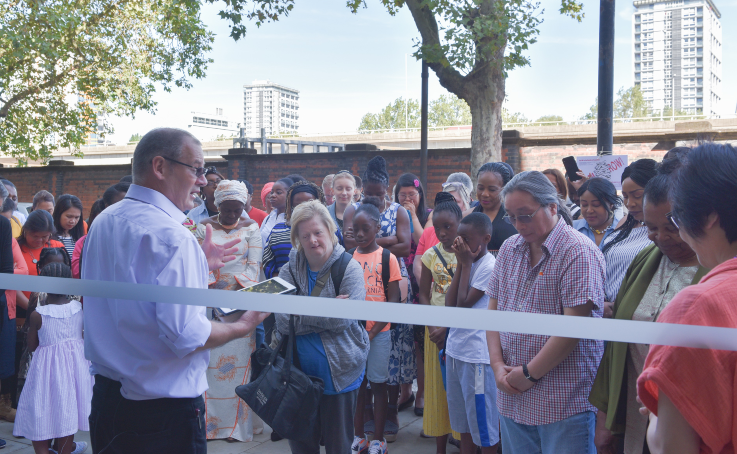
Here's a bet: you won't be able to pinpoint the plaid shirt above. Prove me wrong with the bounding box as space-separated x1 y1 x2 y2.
487 218 605 425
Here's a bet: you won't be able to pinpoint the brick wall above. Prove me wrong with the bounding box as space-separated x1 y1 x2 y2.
2 141 671 216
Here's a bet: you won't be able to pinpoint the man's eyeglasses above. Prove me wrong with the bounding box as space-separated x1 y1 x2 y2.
503 206 543 225
665 211 680 230
163 156 206 177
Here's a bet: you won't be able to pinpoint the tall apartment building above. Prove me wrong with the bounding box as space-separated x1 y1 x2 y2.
243 80 300 137
633 0 722 116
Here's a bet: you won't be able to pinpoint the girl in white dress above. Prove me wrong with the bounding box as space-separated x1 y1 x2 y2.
13 262 93 454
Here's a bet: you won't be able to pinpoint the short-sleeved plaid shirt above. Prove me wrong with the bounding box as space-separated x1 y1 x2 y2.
487 218 606 425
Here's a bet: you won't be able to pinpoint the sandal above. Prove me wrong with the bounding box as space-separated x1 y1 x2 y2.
420 429 433 439
414 406 424 417
384 419 399 443
398 392 415 412
364 419 375 441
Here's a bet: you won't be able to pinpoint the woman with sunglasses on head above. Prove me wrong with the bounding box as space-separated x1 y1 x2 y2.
635 143 737 454
186 167 224 224
589 155 706 454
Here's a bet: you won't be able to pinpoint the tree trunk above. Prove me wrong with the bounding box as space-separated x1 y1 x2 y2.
465 69 505 180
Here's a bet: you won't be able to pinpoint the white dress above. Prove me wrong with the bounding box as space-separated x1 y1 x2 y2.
13 301 93 441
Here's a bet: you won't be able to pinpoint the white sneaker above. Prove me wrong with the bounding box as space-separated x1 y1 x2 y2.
369 439 388 454
352 436 368 454
71 441 88 454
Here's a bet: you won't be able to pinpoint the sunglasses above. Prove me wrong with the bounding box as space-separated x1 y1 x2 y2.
163 156 206 178
503 206 543 225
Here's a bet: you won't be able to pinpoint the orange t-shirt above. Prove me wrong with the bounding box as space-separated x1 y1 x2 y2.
352 247 402 332
638 258 737 454
19 239 65 298
6 238 28 319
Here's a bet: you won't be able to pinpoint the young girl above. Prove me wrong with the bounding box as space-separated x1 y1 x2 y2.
14 262 92 454
52 194 85 259
351 198 402 454
419 191 463 454
260 178 293 248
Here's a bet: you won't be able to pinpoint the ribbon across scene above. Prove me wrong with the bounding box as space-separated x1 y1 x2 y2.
4 274 737 351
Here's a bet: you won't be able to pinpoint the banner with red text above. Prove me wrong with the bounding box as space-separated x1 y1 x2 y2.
577 155 629 190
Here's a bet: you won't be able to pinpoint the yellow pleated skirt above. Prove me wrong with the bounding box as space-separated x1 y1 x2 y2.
423 327 461 438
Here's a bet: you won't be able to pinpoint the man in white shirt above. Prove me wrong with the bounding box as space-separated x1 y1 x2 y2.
0 179 26 224
83 128 268 454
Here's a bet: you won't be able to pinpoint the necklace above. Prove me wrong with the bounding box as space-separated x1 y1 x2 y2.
217 214 239 230
591 217 614 235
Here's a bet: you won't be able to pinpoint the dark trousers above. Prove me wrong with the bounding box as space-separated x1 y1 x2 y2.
288 388 359 454
89 375 206 454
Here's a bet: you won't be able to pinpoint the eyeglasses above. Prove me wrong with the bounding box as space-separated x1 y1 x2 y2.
503 206 543 225
205 179 222 188
665 211 680 230
398 191 419 201
163 156 206 177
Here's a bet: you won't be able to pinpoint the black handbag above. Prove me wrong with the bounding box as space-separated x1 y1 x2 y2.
236 315 324 442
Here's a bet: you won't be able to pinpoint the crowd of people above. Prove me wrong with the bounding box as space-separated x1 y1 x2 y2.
0 127 734 454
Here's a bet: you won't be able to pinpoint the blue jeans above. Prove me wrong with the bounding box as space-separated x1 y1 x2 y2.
255 322 265 349
499 411 595 454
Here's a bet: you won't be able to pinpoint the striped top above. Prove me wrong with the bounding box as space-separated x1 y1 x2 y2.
601 225 652 302
58 235 76 259
263 222 292 279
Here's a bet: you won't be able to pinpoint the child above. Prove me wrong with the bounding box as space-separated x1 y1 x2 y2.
351 198 402 454
444 213 500 454
419 191 463 454
14 262 92 454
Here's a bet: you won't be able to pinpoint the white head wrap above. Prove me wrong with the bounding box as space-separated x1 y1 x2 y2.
214 180 249 208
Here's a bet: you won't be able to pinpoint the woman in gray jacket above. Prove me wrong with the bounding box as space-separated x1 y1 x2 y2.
276 199 369 454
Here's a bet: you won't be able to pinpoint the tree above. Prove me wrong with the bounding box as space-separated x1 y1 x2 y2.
614 85 648 119
128 133 143 144
348 0 584 178
0 0 294 165
533 114 564 125
502 108 529 124
358 97 420 131
580 98 597 121
429 94 472 126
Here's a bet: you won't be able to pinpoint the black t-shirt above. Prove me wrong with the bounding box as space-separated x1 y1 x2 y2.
473 204 518 255
207 207 218 218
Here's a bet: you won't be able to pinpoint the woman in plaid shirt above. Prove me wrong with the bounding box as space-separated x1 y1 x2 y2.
486 171 606 454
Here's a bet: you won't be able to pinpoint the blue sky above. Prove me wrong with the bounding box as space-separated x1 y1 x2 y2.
107 0 736 144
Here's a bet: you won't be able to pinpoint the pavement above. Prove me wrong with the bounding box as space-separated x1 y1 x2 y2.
0 403 444 454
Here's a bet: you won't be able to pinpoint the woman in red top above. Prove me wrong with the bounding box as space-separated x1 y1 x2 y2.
637 143 737 454
18 210 65 300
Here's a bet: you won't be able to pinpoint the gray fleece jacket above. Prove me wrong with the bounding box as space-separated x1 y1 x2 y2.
275 244 369 393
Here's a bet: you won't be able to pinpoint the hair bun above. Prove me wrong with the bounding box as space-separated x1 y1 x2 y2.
364 156 390 186
434 191 457 206
362 196 383 210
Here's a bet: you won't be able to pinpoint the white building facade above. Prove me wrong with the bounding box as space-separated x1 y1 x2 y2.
243 80 300 137
633 0 722 116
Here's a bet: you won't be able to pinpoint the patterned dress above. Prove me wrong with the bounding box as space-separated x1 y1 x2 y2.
355 201 416 385
194 223 262 441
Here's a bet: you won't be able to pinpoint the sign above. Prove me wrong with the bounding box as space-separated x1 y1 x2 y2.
576 155 629 190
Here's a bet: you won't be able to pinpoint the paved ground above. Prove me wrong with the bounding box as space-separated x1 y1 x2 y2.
0 405 445 454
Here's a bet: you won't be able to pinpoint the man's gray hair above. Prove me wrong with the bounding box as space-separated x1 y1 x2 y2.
446 172 473 195
501 171 573 226
0 182 7 202
132 128 201 184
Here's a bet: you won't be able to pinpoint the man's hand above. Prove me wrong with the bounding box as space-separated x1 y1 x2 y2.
603 301 614 318
237 310 271 327
492 364 521 395
504 365 536 393
202 224 239 271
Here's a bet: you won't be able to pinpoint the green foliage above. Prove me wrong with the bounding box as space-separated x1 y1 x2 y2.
358 97 420 131
581 97 597 120
128 133 143 144
502 108 529 124
0 0 294 165
429 94 472 126
614 85 648 119
533 114 564 124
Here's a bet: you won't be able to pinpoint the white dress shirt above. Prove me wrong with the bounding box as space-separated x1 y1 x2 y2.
82 184 212 400
260 209 285 247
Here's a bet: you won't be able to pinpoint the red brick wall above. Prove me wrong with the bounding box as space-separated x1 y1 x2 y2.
2 142 670 217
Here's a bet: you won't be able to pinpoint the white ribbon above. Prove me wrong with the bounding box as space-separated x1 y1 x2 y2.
4 274 737 351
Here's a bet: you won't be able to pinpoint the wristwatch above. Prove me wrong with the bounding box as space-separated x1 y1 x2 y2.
522 364 539 383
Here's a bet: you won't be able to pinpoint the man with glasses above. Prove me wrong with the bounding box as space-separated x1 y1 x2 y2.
485 171 606 454
83 128 269 454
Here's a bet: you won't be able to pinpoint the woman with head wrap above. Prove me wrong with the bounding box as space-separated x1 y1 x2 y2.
193 180 262 442
263 180 335 279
